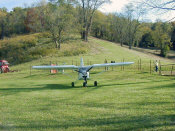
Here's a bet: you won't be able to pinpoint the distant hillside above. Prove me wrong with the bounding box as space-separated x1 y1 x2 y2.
0 33 89 65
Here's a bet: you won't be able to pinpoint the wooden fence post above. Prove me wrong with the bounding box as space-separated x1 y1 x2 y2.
150 60 151 74
50 61 52 73
171 65 173 76
121 60 123 71
140 59 142 71
30 65 32 76
159 60 161 75
123 58 124 71
72 60 73 72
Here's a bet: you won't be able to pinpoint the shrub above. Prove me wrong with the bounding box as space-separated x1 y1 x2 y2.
160 44 170 57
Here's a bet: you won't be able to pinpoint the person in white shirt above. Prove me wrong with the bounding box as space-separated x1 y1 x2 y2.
155 60 159 72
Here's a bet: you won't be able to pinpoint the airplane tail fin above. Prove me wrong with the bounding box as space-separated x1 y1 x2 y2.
80 57 84 66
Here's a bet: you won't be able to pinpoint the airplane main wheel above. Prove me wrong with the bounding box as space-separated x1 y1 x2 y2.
94 81 98 86
83 82 87 87
71 82 75 87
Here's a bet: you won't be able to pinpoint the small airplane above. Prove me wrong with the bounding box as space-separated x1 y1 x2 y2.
32 58 134 87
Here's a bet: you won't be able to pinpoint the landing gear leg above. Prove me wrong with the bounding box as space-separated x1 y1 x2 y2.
83 76 87 87
94 81 98 86
71 82 75 87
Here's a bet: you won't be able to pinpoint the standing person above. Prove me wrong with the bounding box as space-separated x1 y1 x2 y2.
155 60 159 72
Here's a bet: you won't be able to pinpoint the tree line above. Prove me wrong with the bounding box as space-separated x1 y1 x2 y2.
0 0 175 57
91 8 175 57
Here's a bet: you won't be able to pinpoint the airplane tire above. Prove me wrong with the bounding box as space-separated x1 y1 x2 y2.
94 81 97 86
83 82 87 87
71 82 75 87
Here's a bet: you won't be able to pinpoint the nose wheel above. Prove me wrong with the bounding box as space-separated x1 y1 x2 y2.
71 82 75 87
83 82 87 87
94 81 98 86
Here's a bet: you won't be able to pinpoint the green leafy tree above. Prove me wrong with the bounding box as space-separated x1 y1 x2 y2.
123 3 145 49
136 23 152 47
152 22 172 57
77 0 110 41
5 7 27 35
44 2 75 49
113 15 128 46
171 25 175 50
91 11 106 38
0 8 7 39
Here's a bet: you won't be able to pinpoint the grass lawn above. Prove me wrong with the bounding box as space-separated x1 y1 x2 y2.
0 37 175 131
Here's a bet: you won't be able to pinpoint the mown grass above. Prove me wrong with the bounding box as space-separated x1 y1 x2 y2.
0 37 175 131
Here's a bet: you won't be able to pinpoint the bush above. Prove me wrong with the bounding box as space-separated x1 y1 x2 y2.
160 44 170 57
0 33 89 65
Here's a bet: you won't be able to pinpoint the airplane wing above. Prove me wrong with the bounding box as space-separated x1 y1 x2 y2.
92 62 134 68
32 65 78 70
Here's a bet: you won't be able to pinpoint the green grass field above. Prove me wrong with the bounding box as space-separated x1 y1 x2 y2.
0 37 175 131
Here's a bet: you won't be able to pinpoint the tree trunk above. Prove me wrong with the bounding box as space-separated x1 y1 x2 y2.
81 30 88 41
100 30 103 38
120 39 123 47
85 30 88 41
0 23 4 40
58 40 61 49
129 42 132 49
95 29 98 37
81 31 85 39
55 40 59 49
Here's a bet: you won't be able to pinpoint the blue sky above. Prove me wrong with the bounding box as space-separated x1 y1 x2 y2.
0 0 38 11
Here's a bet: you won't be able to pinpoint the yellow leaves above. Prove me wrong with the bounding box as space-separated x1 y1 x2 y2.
0 11 6 19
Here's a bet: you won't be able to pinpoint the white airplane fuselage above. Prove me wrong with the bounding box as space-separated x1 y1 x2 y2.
78 58 90 80
78 71 89 80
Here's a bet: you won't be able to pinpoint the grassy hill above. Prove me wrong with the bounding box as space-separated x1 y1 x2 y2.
0 33 89 65
0 35 175 131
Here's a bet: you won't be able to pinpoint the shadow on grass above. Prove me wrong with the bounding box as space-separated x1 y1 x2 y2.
0 79 174 96
0 84 77 96
142 83 175 90
1 114 174 130
0 81 147 96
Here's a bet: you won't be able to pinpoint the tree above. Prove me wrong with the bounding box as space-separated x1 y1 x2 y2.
25 8 39 32
142 0 175 21
142 0 175 11
140 32 154 47
171 26 175 50
122 3 145 49
113 14 128 46
77 0 110 41
91 11 106 38
0 8 7 39
44 2 75 49
137 23 152 47
152 22 172 57
25 0 48 32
